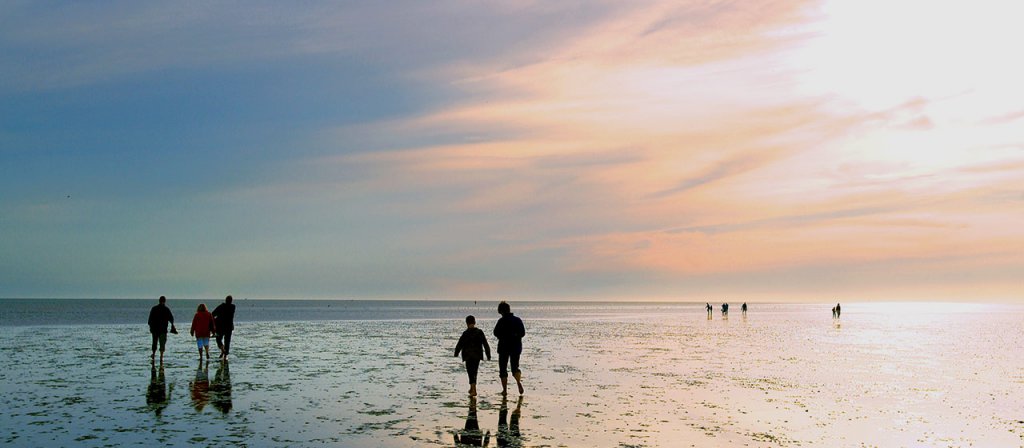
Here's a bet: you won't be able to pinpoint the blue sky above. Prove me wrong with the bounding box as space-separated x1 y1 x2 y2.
3 1 1023 301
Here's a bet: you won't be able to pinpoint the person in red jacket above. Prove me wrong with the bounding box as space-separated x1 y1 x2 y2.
190 303 216 362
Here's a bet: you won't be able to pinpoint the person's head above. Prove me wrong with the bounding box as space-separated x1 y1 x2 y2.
225 295 233 304
197 303 207 313
497 301 511 316
159 296 166 304
465 315 476 328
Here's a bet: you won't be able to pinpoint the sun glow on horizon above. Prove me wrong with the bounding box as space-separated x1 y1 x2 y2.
1 1 1022 301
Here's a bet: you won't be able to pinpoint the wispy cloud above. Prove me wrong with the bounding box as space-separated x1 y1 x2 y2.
4 0 1024 300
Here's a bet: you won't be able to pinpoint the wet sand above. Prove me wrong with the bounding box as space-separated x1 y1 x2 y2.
1 304 1022 447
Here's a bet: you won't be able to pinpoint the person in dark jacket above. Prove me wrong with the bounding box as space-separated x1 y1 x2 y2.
212 295 236 361
455 315 491 396
148 296 176 363
493 301 525 395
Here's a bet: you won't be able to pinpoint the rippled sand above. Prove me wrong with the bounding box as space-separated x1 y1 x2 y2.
1 304 1023 447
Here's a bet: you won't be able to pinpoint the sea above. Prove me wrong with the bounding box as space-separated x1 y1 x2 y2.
0 299 1022 447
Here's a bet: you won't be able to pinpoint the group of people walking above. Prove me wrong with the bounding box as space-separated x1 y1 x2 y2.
705 302 748 317
454 301 526 397
147 295 236 363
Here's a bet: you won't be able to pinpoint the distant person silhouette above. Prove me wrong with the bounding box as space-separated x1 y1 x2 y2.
190 303 216 362
190 361 210 412
706 303 713 317
831 306 836 319
721 303 729 315
455 315 492 396
741 303 747 315
497 395 523 447
835 303 841 318
147 296 177 363
494 301 526 395
454 396 490 446
212 295 236 361
210 361 232 414
146 363 172 417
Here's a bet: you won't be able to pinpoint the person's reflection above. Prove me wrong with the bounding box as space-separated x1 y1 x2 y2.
190 361 210 412
496 396 523 448
453 396 489 446
146 361 172 416
210 360 233 414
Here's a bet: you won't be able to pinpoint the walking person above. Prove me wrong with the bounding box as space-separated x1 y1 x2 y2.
190 303 216 362
835 303 841 318
454 315 492 396
148 296 177 363
212 295 236 361
493 301 526 395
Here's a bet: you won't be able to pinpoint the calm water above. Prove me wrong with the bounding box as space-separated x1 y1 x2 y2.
1 300 1022 447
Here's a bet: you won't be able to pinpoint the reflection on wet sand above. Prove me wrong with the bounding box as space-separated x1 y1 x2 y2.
453 396 489 447
210 360 232 414
146 362 171 417
190 361 210 412
497 396 523 448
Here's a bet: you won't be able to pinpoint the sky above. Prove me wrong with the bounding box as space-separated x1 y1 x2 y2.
1 1 1022 301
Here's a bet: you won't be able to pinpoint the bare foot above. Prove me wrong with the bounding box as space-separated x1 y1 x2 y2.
518 383 524 394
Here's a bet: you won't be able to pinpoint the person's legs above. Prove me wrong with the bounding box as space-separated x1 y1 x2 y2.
216 332 224 355
223 331 232 358
157 333 167 361
511 353 524 394
151 333 158 357
466 359 480 395
498 353 510 395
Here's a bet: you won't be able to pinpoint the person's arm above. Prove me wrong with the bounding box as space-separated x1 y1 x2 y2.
482 332 491 361
517 319 525 339
454 333 466 357
190 314 197 336
210 313 216 335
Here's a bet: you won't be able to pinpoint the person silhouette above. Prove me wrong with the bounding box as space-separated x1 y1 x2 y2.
835 303 841 318
146 362 172 417
212 295 236 361
496 395 523 448
453 396 490 446
190 361 210 412
148 296 176 363
494 301 526 395
741 303 747 315
706 303 712 318
210 360 232 414
455 315 491 396
721 303 729 316
831 306 836 319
